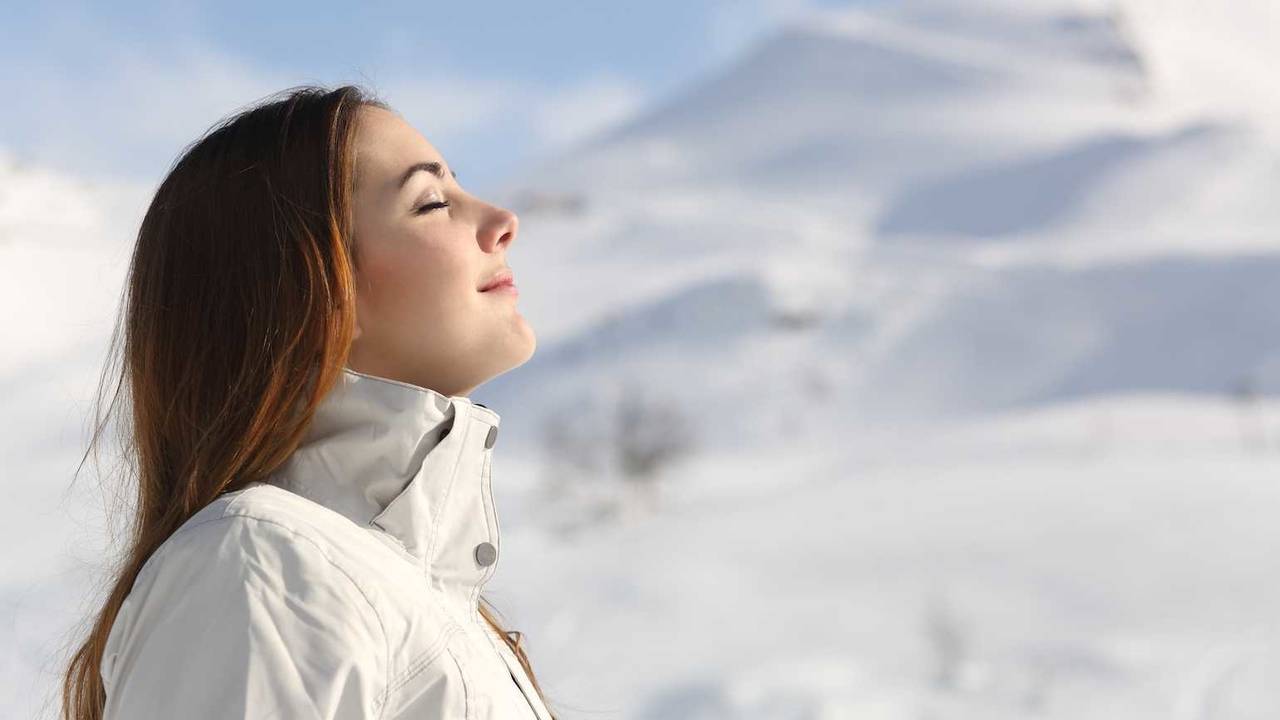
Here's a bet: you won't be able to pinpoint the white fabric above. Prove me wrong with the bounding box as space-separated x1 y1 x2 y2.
100 366 554 719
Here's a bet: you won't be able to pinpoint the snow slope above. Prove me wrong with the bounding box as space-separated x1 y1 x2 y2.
488 396 1280 719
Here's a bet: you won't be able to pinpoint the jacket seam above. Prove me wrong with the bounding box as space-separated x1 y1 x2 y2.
367 525 419 565
477 447 499 599
384 621 464 695
448 645 473 720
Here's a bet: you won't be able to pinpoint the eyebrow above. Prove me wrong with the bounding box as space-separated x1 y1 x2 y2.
397 161 457 190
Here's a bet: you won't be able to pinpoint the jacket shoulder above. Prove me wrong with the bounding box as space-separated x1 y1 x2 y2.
102 484 395 718
152 482 402 573
140 482 383 591
124 482 401 650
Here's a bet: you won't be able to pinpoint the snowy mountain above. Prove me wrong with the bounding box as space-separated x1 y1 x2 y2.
483 0 1280 447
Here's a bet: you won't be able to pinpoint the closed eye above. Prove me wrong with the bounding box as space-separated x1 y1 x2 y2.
415 201 451 215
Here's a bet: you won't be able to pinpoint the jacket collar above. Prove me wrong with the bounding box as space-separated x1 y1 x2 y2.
264 366 503 601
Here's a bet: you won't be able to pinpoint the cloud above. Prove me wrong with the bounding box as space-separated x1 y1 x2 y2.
367 73 526 145
8 42 296 182
706 0 820 63
371 69 645 151
357 71 647 185
5 38 650 190
529 73 646 149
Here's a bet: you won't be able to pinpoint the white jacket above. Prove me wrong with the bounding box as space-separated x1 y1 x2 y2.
101 367 555 719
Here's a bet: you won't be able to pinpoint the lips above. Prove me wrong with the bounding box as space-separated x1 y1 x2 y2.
479 269 516 292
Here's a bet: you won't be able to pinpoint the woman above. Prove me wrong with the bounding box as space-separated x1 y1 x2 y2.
60 84 555 719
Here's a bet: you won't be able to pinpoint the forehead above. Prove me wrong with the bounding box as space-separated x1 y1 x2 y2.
353 106 444 190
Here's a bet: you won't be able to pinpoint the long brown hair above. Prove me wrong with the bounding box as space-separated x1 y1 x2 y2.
60 84 556 720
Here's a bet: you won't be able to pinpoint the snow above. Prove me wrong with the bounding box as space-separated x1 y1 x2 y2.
488 398 1280 718
7 0 1280 717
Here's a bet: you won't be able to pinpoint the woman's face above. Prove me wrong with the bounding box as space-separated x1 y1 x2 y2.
347 105 535 397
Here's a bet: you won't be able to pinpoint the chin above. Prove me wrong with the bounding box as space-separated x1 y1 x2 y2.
505 314 536 360
520 324 537 361
480 328 536 381
505 327 537 370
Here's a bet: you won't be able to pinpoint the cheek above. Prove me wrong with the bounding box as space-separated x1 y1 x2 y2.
361 241 473 327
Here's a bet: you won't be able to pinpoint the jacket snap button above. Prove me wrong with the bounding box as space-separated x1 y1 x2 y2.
474 541 497 567
484 425 498 449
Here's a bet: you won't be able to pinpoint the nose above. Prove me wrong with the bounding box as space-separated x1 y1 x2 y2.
479 203 518 252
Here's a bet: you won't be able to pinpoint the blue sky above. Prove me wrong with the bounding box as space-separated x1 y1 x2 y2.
2 0 848 192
